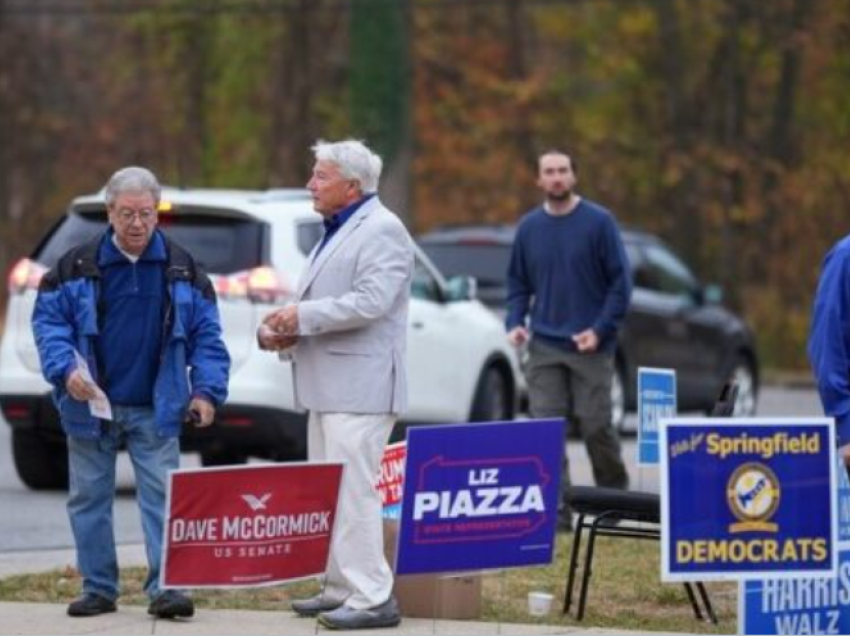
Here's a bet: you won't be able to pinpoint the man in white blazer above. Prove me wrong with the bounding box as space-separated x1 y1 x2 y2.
258 139 413 630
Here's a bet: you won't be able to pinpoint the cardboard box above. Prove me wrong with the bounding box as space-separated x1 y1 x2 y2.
383 519 482 619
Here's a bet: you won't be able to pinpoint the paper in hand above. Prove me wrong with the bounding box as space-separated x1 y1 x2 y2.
73 350 113 421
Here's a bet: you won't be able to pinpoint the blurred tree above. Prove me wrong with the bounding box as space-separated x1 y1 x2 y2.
2 0 850 370
350 0 411 219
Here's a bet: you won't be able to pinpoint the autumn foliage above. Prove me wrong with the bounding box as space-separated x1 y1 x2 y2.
1 0 849 369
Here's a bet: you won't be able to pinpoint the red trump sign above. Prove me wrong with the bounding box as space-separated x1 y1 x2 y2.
161 463 343 588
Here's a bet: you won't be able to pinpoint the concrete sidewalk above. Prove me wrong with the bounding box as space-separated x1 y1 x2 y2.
0 602 647 636
0 546 658 636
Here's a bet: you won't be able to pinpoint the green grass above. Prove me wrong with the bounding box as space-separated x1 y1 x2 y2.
0 535 736 633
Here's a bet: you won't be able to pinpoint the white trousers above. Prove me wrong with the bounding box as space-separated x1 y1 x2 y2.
308 411 395 610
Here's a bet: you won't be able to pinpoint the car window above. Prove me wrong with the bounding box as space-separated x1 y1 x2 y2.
623 242 642 275
623 242 655 288
34 213 106 266
419 243 511 287
641 243 699 297
34 210 267 275
411 256 442 302
296 220 323 257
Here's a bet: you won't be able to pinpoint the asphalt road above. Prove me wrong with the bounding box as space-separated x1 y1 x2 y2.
0 385 825 554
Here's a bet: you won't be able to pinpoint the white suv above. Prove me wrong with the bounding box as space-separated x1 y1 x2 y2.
0 188 523 489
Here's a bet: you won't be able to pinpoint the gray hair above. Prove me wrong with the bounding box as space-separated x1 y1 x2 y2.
311 139 383 194
104 166 161 207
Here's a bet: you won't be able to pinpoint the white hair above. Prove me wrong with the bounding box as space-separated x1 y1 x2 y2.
104 166 161 207
311 139 383 194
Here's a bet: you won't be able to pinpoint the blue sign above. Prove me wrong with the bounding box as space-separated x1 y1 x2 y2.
395 419 564 575
740 549 850 634
637 367 676 466
660 418 837 582
839 460 850 544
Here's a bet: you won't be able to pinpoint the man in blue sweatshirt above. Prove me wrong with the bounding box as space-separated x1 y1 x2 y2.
32 167 230 619
809 235 850 468
506 150 631 531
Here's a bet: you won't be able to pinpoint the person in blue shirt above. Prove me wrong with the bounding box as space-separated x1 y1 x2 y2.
808 235 850 467
506 150 632 531
32 167 230 620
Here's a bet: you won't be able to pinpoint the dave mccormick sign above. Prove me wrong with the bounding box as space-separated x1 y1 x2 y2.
396 418 564 575
660 418 837 582
161 463 343 588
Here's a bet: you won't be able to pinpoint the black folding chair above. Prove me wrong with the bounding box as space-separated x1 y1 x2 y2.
561 381 739 623
562 486 717 623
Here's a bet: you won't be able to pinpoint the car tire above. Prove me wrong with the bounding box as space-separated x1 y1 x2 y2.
727 356 758 417
12 429 69 491
611 364 627 433
469 365 512 422
200 448 248 467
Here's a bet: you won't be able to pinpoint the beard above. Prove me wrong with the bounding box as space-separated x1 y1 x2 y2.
546 189 572 203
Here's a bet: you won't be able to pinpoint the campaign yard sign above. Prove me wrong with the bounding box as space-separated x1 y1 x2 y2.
378 442 406 520
739 457 850 634
395 418 564 575
739 549 850 635
660 418 837 582
840 461 850 544
637 367 676 466
161 462 343 589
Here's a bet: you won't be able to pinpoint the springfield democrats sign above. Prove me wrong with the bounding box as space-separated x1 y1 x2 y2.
660 418 837 582
161 463 343 588
396 418 563 575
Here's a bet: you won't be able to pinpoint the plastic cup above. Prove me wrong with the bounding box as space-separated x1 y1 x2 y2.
527 591 554 616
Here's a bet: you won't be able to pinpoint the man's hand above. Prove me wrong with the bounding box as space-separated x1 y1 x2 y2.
66 369 98 402
572 329 599 353
269 304 299 336
257 313 299 351
507 326 529 348
188 397 215 427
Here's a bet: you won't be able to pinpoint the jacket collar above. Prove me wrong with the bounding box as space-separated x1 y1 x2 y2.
298 196 381 297
98 229 167 267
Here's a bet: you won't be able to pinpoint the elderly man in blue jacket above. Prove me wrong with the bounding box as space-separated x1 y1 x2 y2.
32 167 230 620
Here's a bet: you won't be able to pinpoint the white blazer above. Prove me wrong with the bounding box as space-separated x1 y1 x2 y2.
291 197 414 415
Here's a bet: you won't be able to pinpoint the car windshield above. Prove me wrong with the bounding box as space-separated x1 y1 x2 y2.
419 243 511 288
34 209 267 275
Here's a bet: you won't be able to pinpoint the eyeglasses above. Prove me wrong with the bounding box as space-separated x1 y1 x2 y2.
114 208 156 224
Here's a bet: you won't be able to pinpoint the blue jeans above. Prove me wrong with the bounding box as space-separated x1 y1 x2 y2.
67 406 179 601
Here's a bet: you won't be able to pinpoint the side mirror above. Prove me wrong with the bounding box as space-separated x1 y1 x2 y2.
444 275 477 302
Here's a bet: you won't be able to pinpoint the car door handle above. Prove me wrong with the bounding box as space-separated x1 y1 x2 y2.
411 321 425 330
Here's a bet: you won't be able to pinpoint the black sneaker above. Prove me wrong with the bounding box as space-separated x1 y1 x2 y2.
148 590 195 619
67 593 117 617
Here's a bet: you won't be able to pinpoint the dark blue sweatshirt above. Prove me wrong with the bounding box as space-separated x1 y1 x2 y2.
95 230 166 405
505 199 632 353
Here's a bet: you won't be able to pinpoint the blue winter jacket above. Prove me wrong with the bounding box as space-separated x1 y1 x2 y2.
31 232 230 439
